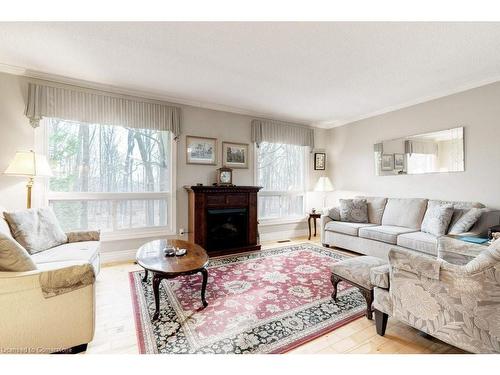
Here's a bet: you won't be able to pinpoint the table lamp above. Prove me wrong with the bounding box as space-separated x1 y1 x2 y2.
314 176 334 209
4 150 53 209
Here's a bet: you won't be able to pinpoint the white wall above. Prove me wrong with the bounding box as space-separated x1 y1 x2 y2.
327 81 500 208
0 72 327 257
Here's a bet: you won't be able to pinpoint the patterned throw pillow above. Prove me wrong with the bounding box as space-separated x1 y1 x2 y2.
328 207 341 221
3 208 68 255
339 199 368 223
421 203 454 236
0 233 37 272
448 208 484 235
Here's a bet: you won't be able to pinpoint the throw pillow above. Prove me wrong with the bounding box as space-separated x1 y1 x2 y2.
421 203 454 236
328 207 341 221
0 232 37 272
3 208 68 255
339 199 368 223
448 208 485 235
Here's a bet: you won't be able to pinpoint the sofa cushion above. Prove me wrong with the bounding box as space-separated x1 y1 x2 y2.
356 196 388 224
359 225 417 245
0 207 12 238
328 207 340 221
3 208 68 255
397 231 438 255
448 208 485 235
339 199 368 223
324 221 377 236
31 241 99 266
421 202 454 236
381 198 428 230
331 256 387 289
0 232 37 272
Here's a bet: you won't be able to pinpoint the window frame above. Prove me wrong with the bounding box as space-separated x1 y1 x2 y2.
254 143 309 224
37 119 177 241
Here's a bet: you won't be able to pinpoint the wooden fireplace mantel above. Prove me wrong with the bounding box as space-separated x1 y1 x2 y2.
184 185 262 255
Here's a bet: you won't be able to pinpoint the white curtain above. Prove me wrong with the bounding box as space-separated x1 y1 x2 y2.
25 82 182 138
251 119 314 149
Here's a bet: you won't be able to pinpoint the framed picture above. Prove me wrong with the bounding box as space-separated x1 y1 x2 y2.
381 154 395 171
394 153 405 170
314 152 326 170
222 142 249 169
186 136 217 165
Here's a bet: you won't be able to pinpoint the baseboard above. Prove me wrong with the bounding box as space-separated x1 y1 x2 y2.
100 228 310 264
259 228 309 242
100 248 137 264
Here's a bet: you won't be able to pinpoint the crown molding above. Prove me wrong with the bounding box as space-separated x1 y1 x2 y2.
312 74 500 129
3 62 499 131
0 62 311 126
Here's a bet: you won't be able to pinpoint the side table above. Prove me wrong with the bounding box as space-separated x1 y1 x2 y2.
308 212 322 240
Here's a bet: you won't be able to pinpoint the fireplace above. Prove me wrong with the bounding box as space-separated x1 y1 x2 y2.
185 186 261 255
206 208 248 251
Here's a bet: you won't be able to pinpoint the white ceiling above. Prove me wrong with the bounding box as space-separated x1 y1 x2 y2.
1 22 500 128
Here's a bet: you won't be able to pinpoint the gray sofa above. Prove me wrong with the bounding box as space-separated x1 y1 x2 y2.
321 197 500 259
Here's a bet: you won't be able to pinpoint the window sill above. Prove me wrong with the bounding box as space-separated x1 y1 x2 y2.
100 228 176 242
258 216 307 227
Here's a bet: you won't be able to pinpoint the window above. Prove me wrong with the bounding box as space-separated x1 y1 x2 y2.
44 118 175 238
256 142 307 220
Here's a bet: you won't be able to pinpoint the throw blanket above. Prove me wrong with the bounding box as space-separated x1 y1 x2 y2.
39 263 95 298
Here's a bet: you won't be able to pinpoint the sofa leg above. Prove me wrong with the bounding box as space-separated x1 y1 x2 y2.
322 243 330 248
54 343 88 354
374 310 388 336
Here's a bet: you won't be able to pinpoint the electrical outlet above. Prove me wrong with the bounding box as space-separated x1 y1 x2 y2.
179 228 185 235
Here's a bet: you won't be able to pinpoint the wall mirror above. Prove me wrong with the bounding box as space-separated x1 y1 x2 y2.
374 127 464 176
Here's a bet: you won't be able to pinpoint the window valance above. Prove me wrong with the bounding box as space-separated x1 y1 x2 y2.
25 82 182 138
251 119 314 149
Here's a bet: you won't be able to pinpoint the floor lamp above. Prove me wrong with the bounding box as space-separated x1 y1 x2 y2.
4 150 53 209
313 176 334 210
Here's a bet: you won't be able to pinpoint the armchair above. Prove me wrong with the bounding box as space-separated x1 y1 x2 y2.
372 239 500 354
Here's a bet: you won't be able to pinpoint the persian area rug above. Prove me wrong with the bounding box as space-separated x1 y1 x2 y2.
129 243 366 354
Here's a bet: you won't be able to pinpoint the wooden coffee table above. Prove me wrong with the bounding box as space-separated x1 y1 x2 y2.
136 239 209 320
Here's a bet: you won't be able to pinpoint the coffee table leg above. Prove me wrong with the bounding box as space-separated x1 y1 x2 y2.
152 273 162 320
142 269 149 282
200 268 208 308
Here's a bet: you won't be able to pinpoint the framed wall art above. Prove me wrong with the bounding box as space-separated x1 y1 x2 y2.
222 141 249 169
186 136 217 165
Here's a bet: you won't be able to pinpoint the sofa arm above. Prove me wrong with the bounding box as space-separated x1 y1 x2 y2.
0 262 95 352
66 230 100 243
320 214 332 244
388 248 442 280
370 264 390 289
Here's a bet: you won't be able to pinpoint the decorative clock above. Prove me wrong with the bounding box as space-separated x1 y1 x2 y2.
216 167 233 186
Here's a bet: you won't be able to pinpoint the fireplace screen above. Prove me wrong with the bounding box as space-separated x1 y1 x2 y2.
206 208 248 251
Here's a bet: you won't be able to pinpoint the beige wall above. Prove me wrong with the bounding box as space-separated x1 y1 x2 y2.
0 72 328 252
327 81 500 208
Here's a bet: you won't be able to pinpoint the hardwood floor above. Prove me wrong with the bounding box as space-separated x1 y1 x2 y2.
86 237 464 354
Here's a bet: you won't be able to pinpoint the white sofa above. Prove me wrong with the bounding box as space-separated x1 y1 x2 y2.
321 197 500 260
0 210 100 353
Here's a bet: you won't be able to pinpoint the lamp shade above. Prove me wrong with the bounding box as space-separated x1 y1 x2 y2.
4 151 53 177
314 176 334 192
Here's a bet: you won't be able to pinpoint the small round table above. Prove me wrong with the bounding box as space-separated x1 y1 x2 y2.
136 239 209 320
308 212 322 240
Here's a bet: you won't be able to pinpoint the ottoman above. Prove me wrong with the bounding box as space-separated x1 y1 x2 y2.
330 256 387 320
